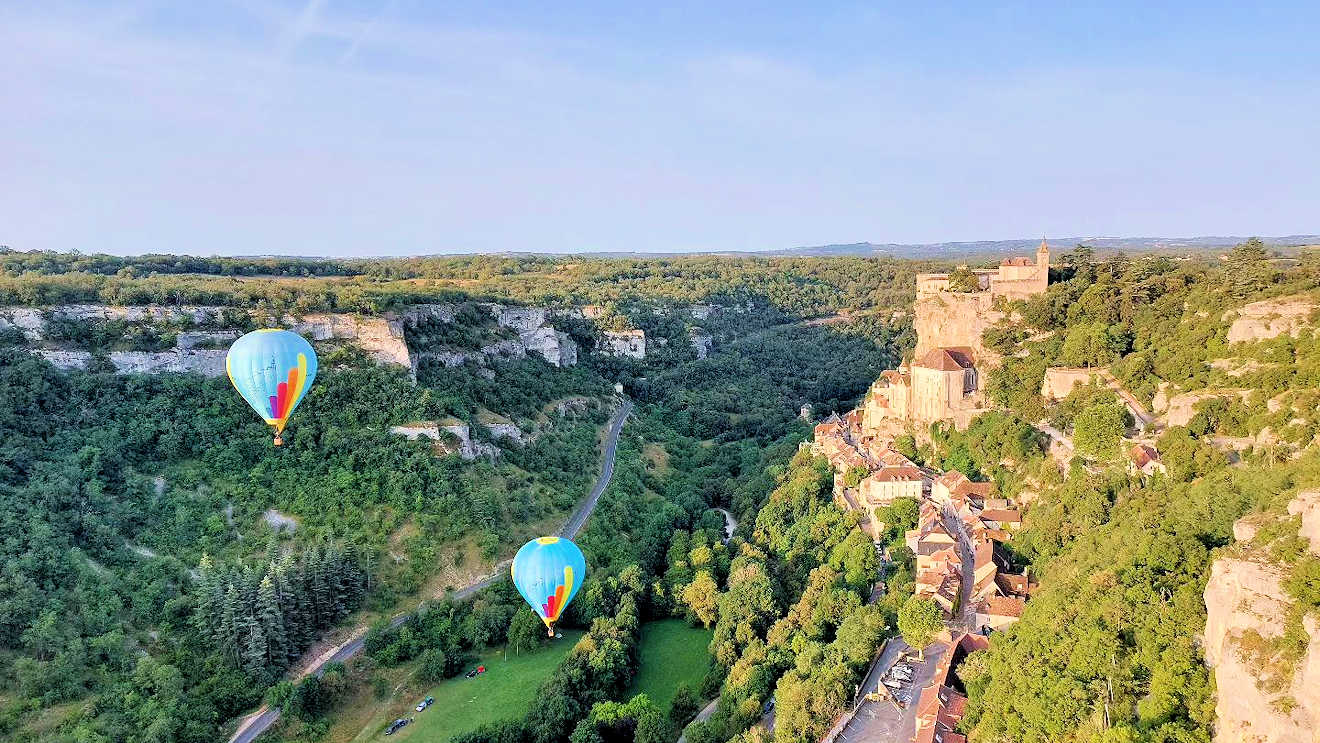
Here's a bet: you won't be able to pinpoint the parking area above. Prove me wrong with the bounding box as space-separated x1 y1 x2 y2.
834 640 949 743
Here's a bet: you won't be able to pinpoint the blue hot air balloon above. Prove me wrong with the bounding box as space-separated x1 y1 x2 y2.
511 537 586 636
226 329 318 446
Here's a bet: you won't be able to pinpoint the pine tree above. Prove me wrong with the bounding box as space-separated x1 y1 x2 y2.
257 575 289 671
243 623 268 677
219 583 241 663
193 554 222 639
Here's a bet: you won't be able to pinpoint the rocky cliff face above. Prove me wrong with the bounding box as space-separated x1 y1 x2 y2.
1204 492 1320 743
1225 295 1317 344
912 293 1004 368
2 301 581 378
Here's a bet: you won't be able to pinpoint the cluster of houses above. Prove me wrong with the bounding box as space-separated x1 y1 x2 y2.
906 471 1034 632
809 411 1035 633
811 410 924 537
912 633 991 743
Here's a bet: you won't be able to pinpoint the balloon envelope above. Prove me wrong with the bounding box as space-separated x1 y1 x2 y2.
511 537 586 629
226 330 318 435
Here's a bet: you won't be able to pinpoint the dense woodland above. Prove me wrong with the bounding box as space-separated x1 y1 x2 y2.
1 247 929 318
0 250 911 743
5 242 1319 743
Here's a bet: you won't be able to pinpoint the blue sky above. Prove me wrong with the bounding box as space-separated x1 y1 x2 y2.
2 1 1317 256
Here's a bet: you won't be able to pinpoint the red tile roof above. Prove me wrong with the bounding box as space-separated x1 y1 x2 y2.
918 347 976 371
980 508 1021 523
1129 444 1160 467
978 596 1026 618
866 466 923 482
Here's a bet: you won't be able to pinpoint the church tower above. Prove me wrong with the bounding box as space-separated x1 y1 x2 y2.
1036 237 1050 287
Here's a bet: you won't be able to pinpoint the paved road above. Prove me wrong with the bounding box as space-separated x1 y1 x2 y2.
229 400 633 743
715 508 737 542
560 400 632 538
941 505 977 632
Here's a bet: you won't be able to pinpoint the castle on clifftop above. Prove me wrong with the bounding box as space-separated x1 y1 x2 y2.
863 239 1051 432
915 238 1050 300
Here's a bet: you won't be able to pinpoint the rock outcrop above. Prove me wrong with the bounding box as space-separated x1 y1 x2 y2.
389 420 498 460
1226 295 1317 344
29 348 228 377
912 292 1004 368
1040 367 1098 401
1204 494 1320 743
689 330 713 360
1165 389 1251 428
1290 490 1320 557
5 300 582 378
602 329 646 359
285 313 412 367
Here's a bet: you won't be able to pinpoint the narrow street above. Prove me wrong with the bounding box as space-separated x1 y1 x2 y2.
940 503 977 632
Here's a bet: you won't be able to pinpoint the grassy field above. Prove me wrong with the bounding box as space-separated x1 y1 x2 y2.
351 630 584 743
626 619 713 708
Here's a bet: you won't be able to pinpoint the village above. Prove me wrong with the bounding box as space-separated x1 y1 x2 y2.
801 241 1184 743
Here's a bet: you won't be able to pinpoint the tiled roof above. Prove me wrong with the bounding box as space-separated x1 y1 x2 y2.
917 347 976 371
978 596 1026 618
866 466 923 482
980 508 1021 523
1129 444 1160 467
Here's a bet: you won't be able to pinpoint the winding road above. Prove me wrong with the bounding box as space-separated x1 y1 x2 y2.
229 400 633 743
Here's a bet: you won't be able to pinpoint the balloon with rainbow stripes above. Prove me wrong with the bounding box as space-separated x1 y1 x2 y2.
226 329 318 446
511 536 587 637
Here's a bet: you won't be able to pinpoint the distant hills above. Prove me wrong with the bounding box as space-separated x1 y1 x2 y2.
570 234 1320 261
755 235 1320 259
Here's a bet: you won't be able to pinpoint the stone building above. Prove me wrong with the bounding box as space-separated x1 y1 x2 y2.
915 239 1050 300
861 241 1051 433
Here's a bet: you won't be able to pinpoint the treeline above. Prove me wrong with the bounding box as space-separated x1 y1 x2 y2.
2 247 933 319
0 248 360 278
193 544 369 680
677 451 889 743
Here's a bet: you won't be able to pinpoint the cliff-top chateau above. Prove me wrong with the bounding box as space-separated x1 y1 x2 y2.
864 240 1050 432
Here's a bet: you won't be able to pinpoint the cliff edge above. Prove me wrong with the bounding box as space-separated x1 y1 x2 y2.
1204 491 1320 743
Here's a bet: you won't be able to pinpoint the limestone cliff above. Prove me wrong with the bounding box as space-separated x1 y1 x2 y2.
1225 295 1317 344
2 301 580 378
1204 492 1320 743
912 292 1004 367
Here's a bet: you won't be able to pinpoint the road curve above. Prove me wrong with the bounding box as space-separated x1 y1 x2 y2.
228 400 632 743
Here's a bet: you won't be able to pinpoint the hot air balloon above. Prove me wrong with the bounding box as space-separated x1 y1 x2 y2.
511 537 586 637
226 329 318 446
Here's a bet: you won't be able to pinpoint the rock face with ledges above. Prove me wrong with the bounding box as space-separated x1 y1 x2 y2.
1225 295 1317 344
1203 501 1320 743
4 301 585 377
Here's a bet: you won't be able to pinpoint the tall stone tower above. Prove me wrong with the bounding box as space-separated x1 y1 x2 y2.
1036 238 1050 278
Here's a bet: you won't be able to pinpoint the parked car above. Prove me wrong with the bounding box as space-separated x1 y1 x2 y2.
416 696 434 712
385 718 412 735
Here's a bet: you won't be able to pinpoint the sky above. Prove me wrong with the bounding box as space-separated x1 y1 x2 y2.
2 1 1318 257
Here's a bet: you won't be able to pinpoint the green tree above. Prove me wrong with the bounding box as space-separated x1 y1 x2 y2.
897 596 942 659
669 683 699 727
1227 237 1273 298
948 266 981 292
1073 402 1127 458
509 607 548 654
418 647 448 684
683 571 720 629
